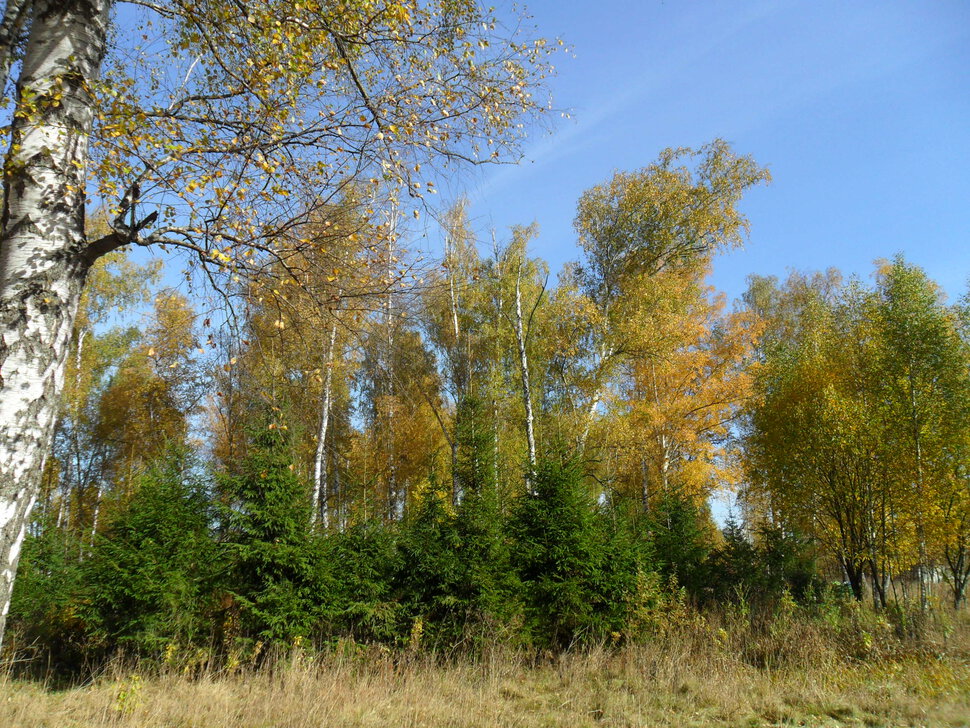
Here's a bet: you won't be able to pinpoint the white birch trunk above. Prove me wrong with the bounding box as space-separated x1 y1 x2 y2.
578 345 612 450
490 232 502 498
88 482 103 547
513 262 537 483
383 221 398 519
913 394 928 611
640 456 650 511
0 0 111 644
0 0 32 95
651 363 670 498
312 320 338 527
444 233 463 505
65 327 86 531
55 481 68 530
659 434 670 492
579 389 602 450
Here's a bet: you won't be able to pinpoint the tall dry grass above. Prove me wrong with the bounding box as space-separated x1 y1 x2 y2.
3 604 969 727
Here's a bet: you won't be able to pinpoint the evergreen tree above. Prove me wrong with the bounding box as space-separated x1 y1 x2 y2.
7 519 88 669
218 424 321 647
510 457 634 647
83 451 216 655
322 521 402 644
646 492 711 599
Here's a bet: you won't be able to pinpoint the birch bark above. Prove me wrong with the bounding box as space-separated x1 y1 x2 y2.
311 319 338 527
383 220 398 519
513 261 536 479
444 233 464 505
0 0 112 643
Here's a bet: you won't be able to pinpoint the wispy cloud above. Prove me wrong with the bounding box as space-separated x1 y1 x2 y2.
468 0 789 204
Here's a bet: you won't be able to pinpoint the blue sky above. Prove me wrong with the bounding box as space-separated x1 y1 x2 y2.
445 0 970 303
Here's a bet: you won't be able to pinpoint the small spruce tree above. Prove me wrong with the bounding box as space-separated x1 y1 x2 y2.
510 456 633 648
218 424 320 647
83 450 217 655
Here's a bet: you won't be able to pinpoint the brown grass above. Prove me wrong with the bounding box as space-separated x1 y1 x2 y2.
3 606 970 727
2 646 969 726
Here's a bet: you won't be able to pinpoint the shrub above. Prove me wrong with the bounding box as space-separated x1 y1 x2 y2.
83 450 218 656
510 457 635 647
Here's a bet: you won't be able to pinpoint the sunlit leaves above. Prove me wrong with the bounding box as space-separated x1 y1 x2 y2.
575 139 770 306
609 262 762 506
88 0 559 296
743 261 970 604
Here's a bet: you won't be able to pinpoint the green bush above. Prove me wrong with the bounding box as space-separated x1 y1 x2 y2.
510 457 636 647
217 426 321 647
83 450 218 656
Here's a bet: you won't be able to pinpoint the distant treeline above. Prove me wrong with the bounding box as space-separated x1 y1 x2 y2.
10 142 970 671
12 437 822 669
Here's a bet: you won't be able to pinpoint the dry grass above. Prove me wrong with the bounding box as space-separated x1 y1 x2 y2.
4 599 970 727
3 630 969 728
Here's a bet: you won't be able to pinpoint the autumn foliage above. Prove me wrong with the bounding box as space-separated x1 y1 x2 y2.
7 140 970 674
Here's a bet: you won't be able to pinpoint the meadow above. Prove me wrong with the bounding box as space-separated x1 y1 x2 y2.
5 600 969 728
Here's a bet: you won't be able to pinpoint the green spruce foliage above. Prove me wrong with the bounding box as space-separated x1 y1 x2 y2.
7 518 88 669
9 445 832 669
217 425 321 646
322 521 401 643
83 451 216 656
510 457 637 647
646 492 710 598
395 479 519 648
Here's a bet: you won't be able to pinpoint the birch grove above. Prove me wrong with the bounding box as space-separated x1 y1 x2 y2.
0 0 557 644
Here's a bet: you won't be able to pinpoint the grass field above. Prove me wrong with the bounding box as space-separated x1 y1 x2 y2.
4 615 970 728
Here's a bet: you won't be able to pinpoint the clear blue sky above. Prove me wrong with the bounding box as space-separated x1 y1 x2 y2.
448 0 970 303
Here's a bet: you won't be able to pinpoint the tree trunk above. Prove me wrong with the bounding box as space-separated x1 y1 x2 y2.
658 434 670 493
868 558 887 609
640 456 649 512
0 0 32 96
88 482 103 548
945 540 970 609
841 558 865 602
312 320 338 527
55 479 69 530
579 389 601 450
451 437 460 507
383 231 398 519
909 378 929 611
578 345 612 450
513 262 536 484
0 0 111 645
445 234 463 505
490 232 502 503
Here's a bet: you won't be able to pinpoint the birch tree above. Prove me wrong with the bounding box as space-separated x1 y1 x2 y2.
610 261 761 511
573 140 769 447
870 258 970 608
0 0 556 642
745 285 884 601
421 202 493 503
492 224 548 484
